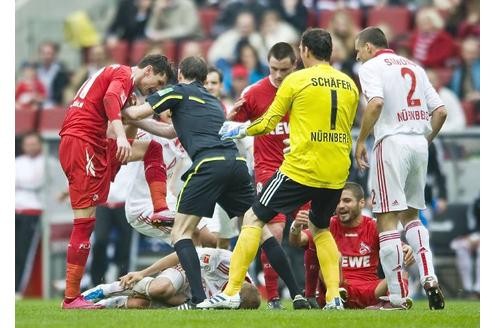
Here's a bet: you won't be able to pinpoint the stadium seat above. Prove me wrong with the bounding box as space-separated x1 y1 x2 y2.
15 109 38 135
461 100 479 126
306 9 318 27
39 107 66 135
107 41 129 65
318 9 363 29
177 39 214 61
162 40 178 63
129 40 151 65
199 7 219 38
367 6 412 36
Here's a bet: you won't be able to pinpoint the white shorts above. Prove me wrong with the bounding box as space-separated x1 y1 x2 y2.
126 208 208 245
370 134 428 213
206 204 240 239
156 266 189 295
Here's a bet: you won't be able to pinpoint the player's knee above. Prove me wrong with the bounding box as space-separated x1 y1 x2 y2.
148 278 175 299
267 221 285 241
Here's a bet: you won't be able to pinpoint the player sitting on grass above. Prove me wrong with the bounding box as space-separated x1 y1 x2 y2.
289 182 415 310
82 247 260 309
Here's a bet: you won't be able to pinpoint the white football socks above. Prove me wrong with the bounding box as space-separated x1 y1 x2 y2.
379 230 408 305
404 220 437 284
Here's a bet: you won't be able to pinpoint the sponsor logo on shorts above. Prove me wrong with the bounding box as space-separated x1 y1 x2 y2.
85 149 96 177
392 200 399 206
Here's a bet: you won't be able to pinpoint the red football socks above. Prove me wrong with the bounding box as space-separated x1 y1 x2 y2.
143 140 167 212
260 249 279 300
65 217 95 300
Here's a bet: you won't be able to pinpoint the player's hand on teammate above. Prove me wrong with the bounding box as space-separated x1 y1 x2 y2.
226 97 246 120
119 271 144 289
355 141 369 170
402 244 415 267
116 136 132 163
218 121 247 140
283 138 290 154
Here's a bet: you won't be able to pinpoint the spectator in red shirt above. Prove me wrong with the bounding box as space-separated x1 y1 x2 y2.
409 6 458 68
15 62 46 111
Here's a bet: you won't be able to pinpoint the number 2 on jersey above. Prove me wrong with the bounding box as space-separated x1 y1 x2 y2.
330 89 337 130
400 67 421 107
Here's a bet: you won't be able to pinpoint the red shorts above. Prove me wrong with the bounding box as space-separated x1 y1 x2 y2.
255 173 285 224
59 136 126 209
344 279 382 309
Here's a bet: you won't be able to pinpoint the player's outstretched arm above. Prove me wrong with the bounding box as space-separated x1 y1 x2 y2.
129 118 177 139
120 252 180 289
122 102 154 121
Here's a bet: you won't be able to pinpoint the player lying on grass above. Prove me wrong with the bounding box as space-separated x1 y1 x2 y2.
289 182 415 310
82 247 260 309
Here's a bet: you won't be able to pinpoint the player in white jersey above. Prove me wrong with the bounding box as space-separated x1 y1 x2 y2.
354 27 447 311
81 248 260 309
125 129 216 246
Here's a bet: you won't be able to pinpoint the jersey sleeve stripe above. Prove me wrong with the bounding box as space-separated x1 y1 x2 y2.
189 96 206 104
152 95 183 111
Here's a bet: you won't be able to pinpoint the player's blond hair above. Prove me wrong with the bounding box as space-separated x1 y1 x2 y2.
239 282 261 309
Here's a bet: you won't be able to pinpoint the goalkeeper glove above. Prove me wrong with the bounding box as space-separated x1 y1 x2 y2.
218 122 247 140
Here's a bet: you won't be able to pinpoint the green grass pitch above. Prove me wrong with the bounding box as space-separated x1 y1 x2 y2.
16 299 480 328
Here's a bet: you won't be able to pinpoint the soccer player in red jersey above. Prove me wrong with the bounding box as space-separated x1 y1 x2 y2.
227 42 296 309
289 182 414 309
58 54 175 309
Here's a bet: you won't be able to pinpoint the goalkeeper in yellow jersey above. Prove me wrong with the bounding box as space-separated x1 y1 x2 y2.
197 28 359 310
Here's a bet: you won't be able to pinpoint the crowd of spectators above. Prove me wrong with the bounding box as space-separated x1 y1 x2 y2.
15 0 480 130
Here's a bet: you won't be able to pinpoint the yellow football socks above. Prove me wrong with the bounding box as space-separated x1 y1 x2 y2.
224 225 262 296
313 230 341 302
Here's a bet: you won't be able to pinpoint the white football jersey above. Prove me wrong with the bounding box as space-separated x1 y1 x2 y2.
125 130 191 220
197 247 251 297
358 49 444 146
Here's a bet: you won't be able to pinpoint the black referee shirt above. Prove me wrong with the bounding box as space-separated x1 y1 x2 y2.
146 81 238 162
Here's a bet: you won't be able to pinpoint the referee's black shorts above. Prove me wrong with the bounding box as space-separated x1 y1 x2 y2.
177 156 255 218
252 170 343 229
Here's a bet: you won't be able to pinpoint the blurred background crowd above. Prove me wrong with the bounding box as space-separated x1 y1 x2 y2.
15 0 480 303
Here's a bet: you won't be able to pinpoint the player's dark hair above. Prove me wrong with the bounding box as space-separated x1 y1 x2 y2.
208 66 224 83
344 182 365 201
138 54 175 80
267 42 297 64
301 28 333 62
179 56 208 83
356 27 389 49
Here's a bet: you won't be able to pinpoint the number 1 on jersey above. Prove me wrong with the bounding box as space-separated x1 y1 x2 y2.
330 89 337 130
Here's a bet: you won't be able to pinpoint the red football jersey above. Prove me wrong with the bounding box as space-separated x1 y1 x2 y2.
329 215 380 282
60 64 134 145
231 77 289 180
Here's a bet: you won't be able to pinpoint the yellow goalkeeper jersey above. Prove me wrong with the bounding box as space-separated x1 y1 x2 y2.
246 64 359 188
